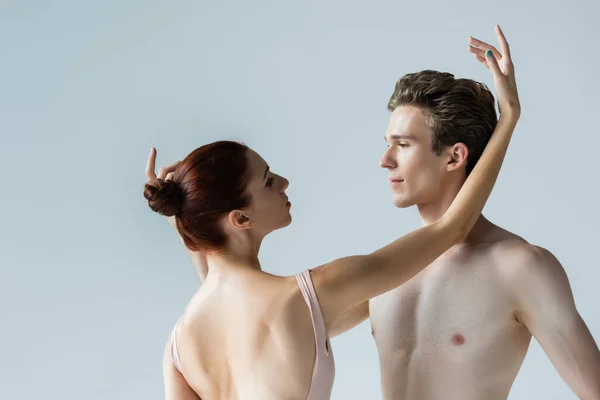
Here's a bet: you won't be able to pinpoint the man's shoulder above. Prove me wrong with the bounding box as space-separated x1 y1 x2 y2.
488 235 554 263
477 222 549 258
485 231 563 282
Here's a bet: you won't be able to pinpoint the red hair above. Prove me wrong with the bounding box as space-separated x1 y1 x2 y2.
144 141 251 252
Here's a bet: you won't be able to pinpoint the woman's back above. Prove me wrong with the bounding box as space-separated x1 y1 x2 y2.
170 268 334 400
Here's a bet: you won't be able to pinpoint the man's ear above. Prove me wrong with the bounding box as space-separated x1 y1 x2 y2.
446 142 469 172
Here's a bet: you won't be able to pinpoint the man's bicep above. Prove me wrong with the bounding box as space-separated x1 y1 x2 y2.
511 246 600 399
514 247 576 325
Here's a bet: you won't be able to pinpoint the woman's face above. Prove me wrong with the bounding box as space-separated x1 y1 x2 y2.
241 149 291 235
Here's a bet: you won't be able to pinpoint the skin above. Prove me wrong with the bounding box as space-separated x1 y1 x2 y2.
148 26 523 400
332 27 600 399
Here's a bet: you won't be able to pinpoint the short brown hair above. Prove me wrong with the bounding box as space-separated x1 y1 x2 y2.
388 70 497 175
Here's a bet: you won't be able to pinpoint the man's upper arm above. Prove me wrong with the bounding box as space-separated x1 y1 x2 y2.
163 339 201 400
508 245 600 399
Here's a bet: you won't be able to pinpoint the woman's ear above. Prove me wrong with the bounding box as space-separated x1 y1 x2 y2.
228 209 252 230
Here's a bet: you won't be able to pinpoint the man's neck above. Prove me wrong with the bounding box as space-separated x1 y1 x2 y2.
416 177 464 225
415 178 491 244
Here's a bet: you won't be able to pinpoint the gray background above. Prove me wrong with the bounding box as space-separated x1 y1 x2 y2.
1 0 598 399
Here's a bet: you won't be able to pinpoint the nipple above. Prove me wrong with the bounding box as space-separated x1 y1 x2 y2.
451 333 466 346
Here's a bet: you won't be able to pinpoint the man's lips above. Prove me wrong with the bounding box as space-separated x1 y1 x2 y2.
390 178 404 187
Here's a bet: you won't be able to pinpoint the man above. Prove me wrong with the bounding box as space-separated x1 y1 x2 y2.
336 26 600 399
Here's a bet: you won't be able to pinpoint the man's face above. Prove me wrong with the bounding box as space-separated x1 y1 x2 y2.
380 105 449 208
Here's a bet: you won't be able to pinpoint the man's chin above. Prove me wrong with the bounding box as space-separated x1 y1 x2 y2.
393 196 414 209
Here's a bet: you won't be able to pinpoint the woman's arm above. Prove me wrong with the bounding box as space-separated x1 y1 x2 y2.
163 338 201 400
313 25 521 328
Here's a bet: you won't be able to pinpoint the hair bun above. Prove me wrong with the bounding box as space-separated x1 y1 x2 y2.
144 178 183 217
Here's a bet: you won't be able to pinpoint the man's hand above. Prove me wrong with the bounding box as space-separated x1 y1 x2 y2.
469 25 521 119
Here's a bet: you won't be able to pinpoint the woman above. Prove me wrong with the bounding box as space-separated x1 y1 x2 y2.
144 27 519 400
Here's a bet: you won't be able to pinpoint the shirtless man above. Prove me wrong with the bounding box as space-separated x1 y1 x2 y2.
340 26 600 399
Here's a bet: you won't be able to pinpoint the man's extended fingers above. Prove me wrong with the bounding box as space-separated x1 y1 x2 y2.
145 148 157 181
468 36 502 60
495 25 511 59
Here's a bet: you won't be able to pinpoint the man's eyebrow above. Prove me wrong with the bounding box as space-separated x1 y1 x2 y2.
385 134 417 141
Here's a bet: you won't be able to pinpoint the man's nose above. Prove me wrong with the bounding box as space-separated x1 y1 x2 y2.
380 147 397 169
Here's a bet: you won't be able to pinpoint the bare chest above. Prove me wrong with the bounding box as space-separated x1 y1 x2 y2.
369 250 521 355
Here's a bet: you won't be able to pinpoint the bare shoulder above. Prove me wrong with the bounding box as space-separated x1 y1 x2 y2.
485 232 568 288
260 271 319 318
